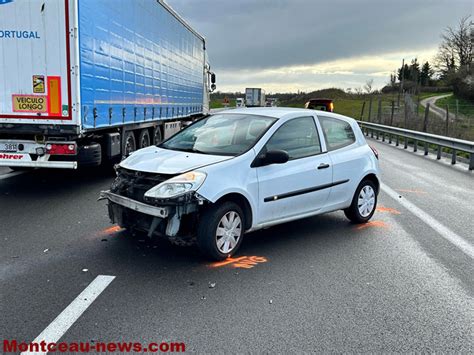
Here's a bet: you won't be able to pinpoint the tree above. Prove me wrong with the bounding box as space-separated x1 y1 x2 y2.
420 62 433 86
364 79 374 94
390 73 397 87
435 15 472 78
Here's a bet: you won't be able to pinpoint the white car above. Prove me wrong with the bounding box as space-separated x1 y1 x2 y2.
100 108 381 260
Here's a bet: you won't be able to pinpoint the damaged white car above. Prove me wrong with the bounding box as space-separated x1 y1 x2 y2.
100 108 380 260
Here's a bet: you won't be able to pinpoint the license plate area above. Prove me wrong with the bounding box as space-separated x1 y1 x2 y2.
0 143 18 152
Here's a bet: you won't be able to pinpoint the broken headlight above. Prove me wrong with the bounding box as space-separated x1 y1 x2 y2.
144 171 207 200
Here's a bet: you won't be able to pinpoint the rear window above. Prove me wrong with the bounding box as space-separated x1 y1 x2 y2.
319 116 356 151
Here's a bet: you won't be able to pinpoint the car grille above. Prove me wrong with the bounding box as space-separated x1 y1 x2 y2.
111 167 175 203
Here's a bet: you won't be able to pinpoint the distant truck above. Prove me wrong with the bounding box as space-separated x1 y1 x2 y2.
245 88 266 107
305 98 334 112
236 98 245 108
0 0 216 170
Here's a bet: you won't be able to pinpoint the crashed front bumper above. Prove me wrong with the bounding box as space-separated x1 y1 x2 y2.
99 190 204 240
99 191 169 218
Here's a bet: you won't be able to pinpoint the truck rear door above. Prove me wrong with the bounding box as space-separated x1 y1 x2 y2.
0 0 77 125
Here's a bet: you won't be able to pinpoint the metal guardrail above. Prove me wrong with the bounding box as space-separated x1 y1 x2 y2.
358 121 474 171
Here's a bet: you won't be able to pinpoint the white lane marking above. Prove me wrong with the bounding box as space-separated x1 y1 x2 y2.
22 275 115 355
381 183 474 259
0 171 25 180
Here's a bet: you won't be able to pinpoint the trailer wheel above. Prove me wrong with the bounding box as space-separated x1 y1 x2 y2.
152 126 163 145
138 129 151 149
123 131 136 157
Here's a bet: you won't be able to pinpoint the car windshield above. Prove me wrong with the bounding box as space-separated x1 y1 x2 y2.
160 114 276 156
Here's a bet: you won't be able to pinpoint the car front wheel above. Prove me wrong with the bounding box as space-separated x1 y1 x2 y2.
197 202 245 260
344 180 377 223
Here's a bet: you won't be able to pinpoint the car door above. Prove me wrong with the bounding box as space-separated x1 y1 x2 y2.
255 116 333 224
318 115 360 206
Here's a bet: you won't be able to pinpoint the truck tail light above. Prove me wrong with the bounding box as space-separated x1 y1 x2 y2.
46 143 77 155
370 145 379 160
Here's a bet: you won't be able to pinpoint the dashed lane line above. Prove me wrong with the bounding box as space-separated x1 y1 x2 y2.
381 183 474 259
22 275 116 355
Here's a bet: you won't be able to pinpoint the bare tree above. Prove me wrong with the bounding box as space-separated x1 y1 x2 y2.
435 16 472 77
364 79 374 94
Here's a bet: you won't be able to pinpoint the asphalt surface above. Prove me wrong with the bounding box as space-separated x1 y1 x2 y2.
1 138 473 353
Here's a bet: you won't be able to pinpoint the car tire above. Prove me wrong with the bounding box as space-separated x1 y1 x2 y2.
344 179 377 223
197 201 245 260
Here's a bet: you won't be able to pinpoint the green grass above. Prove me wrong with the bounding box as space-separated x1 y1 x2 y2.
210 99 236 109
435 95 474 117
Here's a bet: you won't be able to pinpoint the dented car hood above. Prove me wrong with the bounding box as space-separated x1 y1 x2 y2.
119 146 233 174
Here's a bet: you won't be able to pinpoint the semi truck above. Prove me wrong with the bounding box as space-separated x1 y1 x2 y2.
0 0 216 170
245 88 265 107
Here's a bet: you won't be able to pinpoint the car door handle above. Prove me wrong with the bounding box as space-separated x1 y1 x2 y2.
318 163 330 170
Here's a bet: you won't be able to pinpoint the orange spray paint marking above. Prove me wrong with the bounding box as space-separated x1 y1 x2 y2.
98 225 124 236
355 220 389 231
397 189 427 195
209 256 268 269
376 206 401 215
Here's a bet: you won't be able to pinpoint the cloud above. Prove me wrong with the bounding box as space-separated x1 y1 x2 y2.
166 0 471 91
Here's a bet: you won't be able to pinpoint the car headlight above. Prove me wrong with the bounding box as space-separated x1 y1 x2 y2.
144 171 207 199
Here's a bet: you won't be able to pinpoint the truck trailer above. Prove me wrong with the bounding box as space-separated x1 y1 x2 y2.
245 88 265 107
0 0 215 170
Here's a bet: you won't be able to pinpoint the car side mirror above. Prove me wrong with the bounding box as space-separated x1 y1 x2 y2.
253 149 289 167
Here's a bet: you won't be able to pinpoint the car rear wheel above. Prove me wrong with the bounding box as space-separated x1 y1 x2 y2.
197 201 245 260
344 180 377 223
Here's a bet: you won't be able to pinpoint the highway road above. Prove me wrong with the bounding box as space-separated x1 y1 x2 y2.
1 138 473 353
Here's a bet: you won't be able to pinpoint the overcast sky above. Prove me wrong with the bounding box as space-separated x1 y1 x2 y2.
167 0 472 93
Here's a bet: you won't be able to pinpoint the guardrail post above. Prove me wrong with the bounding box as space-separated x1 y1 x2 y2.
437 146 442 160
424 142 429 156
395 135 399 146
404 137 408 149
451 149 457 165
414 139 418 152
388 133 392 144
470 154 474 170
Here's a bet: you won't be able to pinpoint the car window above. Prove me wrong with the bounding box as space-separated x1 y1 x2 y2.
265 116 321 160
160 114 276 156
319 116 356 151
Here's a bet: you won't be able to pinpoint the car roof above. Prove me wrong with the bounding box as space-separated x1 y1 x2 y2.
217 107 357 124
